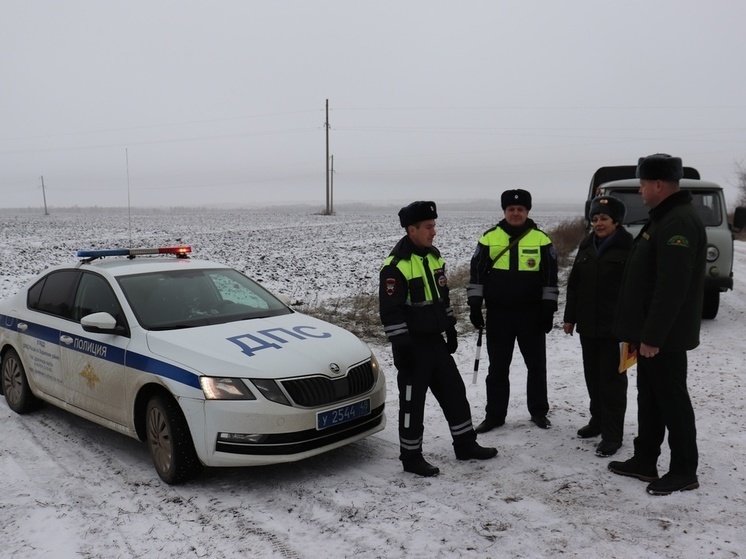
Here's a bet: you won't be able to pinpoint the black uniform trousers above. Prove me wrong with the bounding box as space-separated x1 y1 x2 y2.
483 304 549 421
579 335 628 443
395 334 475 460
634 350 698 476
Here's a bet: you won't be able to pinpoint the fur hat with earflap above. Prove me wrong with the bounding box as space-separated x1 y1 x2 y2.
501 189 532 211
589 195 626 224
398 201 438 228
636 153 684 181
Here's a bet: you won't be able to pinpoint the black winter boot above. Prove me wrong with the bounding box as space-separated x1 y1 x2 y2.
474 416 505 434
577 423 602 438
454 441 498 460
402 456 440 477
646 473 699 496
608 456 659 482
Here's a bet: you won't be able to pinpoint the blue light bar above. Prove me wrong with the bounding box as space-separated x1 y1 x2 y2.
76 248 131 258
77 246 192 258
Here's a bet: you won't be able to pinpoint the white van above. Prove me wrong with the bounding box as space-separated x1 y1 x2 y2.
586 165 746 319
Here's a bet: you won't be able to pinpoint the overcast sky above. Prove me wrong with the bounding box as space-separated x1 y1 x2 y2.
2 0 745 209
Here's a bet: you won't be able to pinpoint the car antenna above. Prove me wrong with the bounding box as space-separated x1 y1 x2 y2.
126 147 132 248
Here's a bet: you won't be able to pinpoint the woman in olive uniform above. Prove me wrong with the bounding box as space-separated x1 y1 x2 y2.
564 195 633 457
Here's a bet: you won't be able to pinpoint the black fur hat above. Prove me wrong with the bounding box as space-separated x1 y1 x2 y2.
636 153 684 181
398 200 437 228
501 189 532 210
589 195 626 223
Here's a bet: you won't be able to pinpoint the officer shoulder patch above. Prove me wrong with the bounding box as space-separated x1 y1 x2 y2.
385 277 397 296
666 235 690 248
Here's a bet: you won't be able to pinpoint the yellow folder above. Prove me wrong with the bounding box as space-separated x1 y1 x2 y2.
619 342 638 372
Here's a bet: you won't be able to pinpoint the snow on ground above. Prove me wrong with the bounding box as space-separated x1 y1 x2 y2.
1 207 744 559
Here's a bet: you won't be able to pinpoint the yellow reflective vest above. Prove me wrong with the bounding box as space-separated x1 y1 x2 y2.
482 227 550 271
468 222 559 309
379 236 455 340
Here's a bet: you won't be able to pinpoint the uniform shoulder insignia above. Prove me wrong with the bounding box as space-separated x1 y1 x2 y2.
666 235 690 247
385 277 397 296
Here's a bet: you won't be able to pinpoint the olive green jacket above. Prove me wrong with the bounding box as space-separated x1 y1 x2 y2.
613 190 706 351
563 227 633 338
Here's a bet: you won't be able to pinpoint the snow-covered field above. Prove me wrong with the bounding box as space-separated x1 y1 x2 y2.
1 207 744 559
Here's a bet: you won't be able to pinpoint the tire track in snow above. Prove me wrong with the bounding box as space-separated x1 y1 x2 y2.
2 410 142 558
3 406 304 558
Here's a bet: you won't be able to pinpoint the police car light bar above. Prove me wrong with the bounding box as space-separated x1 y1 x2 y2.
76 246 192 259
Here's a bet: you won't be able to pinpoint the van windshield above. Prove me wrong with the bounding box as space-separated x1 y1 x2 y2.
606 189 722 227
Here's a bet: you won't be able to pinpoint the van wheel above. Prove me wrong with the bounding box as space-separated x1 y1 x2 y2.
1 349 40 413
145 395 203 484
702 289 719 320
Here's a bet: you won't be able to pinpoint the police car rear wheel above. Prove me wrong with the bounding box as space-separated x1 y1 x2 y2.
145 394 202 484
1 348 40 414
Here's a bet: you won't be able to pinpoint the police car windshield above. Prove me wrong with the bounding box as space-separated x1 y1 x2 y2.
117 268 292 330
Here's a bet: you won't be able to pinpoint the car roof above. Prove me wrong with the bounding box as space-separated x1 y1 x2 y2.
590 164 701 190
78 256 232 278
597 178 723 191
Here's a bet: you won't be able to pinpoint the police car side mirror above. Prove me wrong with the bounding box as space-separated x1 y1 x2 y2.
276 294 291 306
81 312 125 335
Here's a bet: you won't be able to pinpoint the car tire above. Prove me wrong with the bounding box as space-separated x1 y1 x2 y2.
145 394 202 484
1 348 40 413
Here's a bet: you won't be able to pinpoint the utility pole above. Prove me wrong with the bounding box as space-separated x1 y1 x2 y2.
40 175 49 215
325 99 331 215
330 154 334 214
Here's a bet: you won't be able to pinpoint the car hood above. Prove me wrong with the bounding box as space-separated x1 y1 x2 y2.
145 312 371 379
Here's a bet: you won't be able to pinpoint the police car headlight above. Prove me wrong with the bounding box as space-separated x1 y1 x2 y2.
370 353 381 380
200 377 257 400
250 379 291 406
706 245 719 262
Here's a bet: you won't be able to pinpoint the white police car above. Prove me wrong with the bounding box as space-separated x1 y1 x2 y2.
0 247 386 484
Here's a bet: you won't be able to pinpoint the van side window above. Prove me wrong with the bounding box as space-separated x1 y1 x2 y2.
691 192 721 226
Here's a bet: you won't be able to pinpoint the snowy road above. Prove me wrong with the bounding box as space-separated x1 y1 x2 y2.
1 209 744 558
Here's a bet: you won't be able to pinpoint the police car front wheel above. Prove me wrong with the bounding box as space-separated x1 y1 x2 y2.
145 394 202 484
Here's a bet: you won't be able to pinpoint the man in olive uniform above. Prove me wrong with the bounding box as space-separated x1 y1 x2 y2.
609 154 706 496
379 201 497 477
468 189 559 432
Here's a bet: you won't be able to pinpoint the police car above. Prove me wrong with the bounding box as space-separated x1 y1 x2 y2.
0 247 386 484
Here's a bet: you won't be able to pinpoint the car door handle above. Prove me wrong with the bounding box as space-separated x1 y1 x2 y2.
17 322 28 332
60 335 74 345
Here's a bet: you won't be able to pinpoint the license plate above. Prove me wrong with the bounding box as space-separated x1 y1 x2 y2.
316 399 371 430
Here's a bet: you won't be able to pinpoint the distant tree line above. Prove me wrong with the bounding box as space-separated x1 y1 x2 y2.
737 163 746 207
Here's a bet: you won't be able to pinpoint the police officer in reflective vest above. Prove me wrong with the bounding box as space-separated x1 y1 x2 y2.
379 201 498 477
468 189 559 432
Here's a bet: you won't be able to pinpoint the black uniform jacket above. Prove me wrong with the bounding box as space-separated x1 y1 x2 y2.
379 236 455 342
613 190 706 351
469 218 559 310
563 227 633 338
